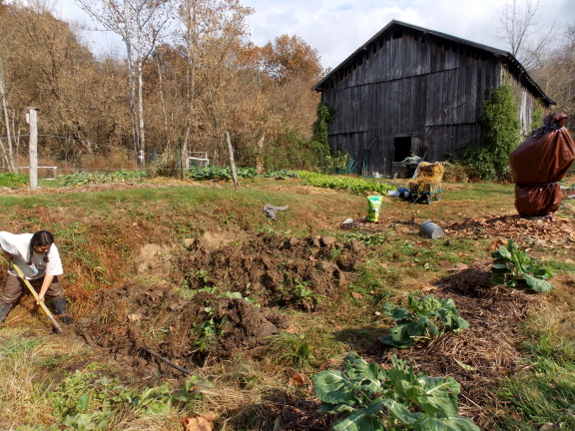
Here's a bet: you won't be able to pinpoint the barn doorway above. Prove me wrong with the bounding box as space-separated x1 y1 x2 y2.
394 136 412 161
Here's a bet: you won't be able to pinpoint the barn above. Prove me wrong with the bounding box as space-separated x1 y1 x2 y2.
312 20 555 177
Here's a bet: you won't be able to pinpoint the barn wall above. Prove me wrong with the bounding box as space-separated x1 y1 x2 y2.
321 29 504 176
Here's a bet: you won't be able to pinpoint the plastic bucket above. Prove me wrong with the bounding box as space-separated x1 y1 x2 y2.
366 195 383 222
420 220 445 239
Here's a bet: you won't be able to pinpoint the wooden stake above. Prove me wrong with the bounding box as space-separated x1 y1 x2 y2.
26 107 38 190
225 132 239 190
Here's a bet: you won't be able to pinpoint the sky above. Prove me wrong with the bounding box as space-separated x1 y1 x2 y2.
53 0 575 70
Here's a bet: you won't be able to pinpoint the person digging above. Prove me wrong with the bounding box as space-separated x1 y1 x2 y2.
0 230 72 325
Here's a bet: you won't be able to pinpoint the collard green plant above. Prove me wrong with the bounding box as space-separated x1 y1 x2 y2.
312 353 480 431
381 295 470 348
491 240 555 292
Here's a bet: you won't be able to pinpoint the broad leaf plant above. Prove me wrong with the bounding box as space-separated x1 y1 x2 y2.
313 353 480 431
490 240 555 292
380 295 470 348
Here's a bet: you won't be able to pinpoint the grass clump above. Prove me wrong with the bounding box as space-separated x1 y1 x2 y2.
0 172 29 188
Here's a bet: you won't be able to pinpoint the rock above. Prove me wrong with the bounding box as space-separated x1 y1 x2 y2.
320 236 337 247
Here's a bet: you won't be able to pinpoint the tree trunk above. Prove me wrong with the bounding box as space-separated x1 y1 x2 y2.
0 57 16 172
127 45 139 165
225 131 238 190
255 132 265 174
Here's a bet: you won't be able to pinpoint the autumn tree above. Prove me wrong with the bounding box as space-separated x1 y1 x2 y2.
75 0 175 166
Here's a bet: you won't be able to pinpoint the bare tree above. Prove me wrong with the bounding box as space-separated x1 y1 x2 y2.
174 0 252 166
497 0 560 70
75 0 174 167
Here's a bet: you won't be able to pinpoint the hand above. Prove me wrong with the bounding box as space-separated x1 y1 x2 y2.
3 251 12 261
37 293 45 304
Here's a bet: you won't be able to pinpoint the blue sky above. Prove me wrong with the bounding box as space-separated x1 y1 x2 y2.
54 0 575 70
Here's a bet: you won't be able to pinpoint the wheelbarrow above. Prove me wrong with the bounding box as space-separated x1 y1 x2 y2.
409 182 442 205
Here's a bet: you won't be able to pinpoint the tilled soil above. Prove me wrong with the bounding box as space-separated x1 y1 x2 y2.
76 232 365 376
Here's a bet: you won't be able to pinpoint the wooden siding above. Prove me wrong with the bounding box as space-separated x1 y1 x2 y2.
320 29 513 176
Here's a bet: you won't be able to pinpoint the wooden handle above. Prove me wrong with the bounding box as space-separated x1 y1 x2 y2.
10 262 63 333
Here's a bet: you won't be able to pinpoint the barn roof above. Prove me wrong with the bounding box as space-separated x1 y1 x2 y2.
313 20 555 105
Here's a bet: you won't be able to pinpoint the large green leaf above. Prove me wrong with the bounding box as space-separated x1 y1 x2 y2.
383 303 414 324
416 376 460 417
332 399 385 431
414 415 481 431
434 308 470 332
382 398 422 424
409 295 444 316
497 243 513 260
524 274 555 292
317 402 356 414
313 370 357 405
491 264 510 274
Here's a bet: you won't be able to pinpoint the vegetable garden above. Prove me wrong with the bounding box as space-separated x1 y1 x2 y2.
1 170 575 431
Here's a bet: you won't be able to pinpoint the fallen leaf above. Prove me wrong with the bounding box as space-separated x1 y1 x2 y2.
182 412 217 431
351 292 363 299
127 313 142 323
284 326 300 334
422 285 438 293
454 358 477 371
491 239 504 251
291 373 306 386
510 412 522 421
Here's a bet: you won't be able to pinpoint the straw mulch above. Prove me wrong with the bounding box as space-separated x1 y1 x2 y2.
408 162 445 192
374 263 536 430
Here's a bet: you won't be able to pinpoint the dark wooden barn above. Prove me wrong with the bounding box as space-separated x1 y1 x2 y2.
313 20 555 177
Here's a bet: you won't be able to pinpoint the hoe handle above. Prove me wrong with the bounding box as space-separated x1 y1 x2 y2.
10 262 63 334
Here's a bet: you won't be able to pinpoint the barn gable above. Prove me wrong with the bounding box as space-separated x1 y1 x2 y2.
313 20 554 177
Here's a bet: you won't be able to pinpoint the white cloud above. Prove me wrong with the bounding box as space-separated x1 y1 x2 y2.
55 0 573 69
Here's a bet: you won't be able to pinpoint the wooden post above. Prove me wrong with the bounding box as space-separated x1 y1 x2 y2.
26 107 38 190
225 132 239 191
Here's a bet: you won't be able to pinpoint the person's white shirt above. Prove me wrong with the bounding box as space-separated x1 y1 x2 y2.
0 232 63 279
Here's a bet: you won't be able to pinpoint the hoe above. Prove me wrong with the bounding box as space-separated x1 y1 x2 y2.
10 262 63 334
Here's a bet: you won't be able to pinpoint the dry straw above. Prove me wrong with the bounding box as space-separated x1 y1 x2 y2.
408 162 445 192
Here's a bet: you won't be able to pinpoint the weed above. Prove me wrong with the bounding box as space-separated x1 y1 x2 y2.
270 332 313 368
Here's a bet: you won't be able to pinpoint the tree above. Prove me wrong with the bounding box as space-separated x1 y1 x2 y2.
75 0 174 166
497 0 560 70
530 25 575 124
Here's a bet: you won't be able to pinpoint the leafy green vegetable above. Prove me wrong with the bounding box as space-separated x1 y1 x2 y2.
313 354 480 431
490 240 555 292
381 295 470 348
187 165 258 180
297 171 395 195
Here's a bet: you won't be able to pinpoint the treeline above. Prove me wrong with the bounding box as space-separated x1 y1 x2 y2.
0 0 329 172
531 24 575 127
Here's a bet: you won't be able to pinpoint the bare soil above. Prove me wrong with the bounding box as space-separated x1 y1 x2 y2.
75 232 366 379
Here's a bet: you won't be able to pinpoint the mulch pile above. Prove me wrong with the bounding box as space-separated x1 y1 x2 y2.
445 214 575 248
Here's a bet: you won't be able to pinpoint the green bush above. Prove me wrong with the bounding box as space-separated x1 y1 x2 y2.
454 85 521 181
0 172 29 188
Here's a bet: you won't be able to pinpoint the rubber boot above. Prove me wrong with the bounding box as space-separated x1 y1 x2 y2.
0 303 12 324
52 296 73 324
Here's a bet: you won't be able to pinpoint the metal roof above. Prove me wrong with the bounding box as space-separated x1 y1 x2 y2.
313 20 555 105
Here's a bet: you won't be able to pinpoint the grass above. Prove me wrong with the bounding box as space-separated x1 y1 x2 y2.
0 174 575 429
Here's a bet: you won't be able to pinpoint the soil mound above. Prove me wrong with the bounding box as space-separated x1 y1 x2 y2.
76 280 289 374
177 232 364 311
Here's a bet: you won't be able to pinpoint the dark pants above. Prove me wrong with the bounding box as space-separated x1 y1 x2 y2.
0 273 64 305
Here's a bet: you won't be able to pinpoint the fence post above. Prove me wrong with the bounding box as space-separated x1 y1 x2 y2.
26 107 38 190
179 138 183 180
